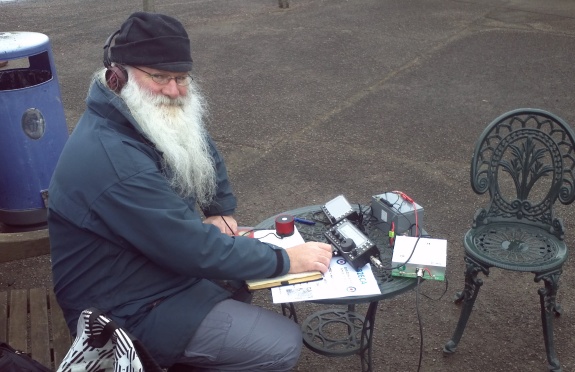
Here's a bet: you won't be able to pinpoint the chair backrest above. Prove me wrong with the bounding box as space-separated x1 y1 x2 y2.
470 108 575 239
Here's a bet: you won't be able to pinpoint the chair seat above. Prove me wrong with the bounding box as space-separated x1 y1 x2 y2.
464 223 567 272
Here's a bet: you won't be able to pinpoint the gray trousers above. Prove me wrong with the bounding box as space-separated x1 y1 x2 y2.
177 299 303 371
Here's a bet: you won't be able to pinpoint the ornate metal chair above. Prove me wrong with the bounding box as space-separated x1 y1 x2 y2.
443 109 575 372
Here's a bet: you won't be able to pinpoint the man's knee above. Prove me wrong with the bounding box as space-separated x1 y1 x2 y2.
270 316 303 370
183 300 304 370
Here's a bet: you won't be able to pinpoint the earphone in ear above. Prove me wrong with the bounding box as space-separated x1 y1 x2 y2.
103 30 128 93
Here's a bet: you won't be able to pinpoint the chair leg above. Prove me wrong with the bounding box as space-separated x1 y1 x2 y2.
443 256 489 354
535 270 563 372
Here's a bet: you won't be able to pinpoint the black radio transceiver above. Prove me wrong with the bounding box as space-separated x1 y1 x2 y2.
324 219 382 270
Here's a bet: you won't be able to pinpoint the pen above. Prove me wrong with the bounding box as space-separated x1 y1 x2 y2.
294 217 316 225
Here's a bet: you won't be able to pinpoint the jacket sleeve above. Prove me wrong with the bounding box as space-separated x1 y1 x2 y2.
88 166 289 280
201 136 237 217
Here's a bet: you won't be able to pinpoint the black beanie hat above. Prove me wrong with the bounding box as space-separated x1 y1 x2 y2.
110 12 193 72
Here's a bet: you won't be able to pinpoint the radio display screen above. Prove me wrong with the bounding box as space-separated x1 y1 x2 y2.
339 222 367 246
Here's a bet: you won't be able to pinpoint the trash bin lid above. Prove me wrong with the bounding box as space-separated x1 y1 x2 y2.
0 32 50 60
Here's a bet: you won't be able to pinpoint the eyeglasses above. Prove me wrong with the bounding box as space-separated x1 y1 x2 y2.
130 65 193 86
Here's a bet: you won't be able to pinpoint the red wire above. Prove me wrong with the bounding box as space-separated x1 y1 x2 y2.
392 190 419 236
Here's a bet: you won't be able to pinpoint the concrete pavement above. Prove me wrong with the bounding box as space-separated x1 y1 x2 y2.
1 0 575 370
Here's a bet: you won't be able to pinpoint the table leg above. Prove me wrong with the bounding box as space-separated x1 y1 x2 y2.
281 302 298 323
359 301 378 372
300 301 379 371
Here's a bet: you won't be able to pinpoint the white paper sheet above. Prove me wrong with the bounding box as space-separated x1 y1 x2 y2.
271 257 381 303
254 228 305 247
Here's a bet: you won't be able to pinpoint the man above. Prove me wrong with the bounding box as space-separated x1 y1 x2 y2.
48 12 332 371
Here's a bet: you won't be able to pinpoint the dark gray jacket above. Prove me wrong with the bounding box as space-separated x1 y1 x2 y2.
48 76 289 366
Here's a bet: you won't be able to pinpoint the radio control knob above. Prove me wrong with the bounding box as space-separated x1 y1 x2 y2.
340 238 355 253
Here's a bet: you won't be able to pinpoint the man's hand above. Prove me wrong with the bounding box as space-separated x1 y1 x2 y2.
286 242 333 274
203 215 238 236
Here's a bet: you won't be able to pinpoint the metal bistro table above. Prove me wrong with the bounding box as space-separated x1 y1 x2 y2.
254 205 419 372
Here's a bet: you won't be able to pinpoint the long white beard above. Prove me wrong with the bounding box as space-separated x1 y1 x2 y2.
118 73 216 207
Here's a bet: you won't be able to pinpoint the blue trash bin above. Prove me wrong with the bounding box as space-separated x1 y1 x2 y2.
0 31 69 229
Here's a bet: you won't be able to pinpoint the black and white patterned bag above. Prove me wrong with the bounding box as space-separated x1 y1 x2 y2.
57 308 162 372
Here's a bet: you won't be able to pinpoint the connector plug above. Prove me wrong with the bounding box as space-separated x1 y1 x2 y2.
370 256 383 269
416 268 424 278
